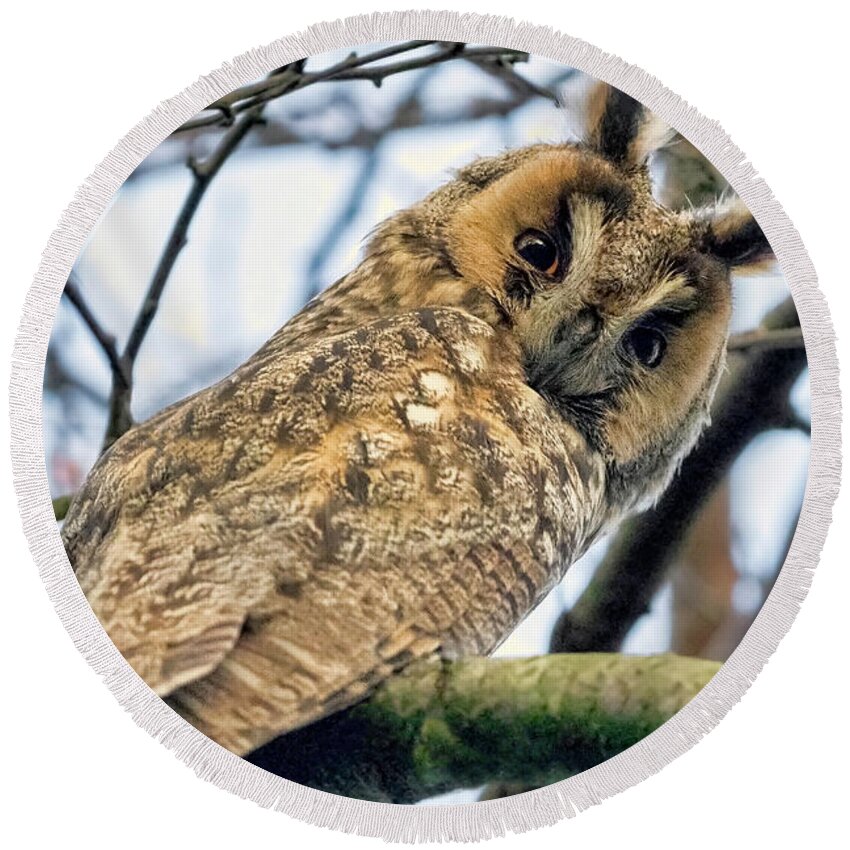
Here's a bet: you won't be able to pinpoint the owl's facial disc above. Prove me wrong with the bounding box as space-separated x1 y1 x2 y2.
446 150 727 467
519 213 736 477
523 257 730 461
440 145 772 508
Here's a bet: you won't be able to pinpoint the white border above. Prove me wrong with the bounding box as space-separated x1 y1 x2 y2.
8 10 841 842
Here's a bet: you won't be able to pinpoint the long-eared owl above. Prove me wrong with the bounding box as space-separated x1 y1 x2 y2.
62 82 773 756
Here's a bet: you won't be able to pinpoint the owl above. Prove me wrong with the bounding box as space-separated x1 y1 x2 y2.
62 84 772 757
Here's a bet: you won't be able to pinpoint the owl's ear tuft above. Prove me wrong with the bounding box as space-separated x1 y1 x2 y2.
698 196 774 269
584 82 674 167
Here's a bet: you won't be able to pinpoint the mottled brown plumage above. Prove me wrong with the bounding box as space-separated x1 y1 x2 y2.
63 83 773 756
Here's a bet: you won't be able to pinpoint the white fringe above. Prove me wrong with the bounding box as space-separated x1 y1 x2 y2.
8 9 840 843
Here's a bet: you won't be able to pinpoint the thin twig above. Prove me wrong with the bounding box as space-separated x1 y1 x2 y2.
62 275 129 389
465 54 570 105
124 106 264 365
328 44 523 84
130 69 577 179
100 104 266 450
208 41 434 112
174 43 533 134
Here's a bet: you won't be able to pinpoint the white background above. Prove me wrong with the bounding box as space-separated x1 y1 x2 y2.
1 1 846 847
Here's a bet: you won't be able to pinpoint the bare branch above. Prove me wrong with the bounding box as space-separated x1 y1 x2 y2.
174 43 536 134
207 41 434 113
131 70 577 180
123 106 264 366
62 275 129 390
100 105 267 450
465 53 570 104
328 44 527 84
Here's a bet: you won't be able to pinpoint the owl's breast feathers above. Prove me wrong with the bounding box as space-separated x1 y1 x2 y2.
63 308 607 755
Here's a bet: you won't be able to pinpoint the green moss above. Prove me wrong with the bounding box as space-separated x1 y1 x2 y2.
246 653 720 802
53 494 72 521
412 717 461 784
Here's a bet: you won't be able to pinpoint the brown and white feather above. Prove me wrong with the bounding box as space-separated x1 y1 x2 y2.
63 79 773 756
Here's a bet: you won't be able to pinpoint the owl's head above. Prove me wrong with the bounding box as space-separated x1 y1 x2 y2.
364 83 774 510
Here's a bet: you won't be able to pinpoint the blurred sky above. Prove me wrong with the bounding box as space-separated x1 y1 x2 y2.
45 47 810 799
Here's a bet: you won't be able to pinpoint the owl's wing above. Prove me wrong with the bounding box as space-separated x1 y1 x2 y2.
167 536 551 755
65 308 603 755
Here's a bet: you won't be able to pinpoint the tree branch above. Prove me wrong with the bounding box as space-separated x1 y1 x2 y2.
174 43 537 134
727 326 804 353
129 70 577 180
53 495 72 521
94 104 266 450
245 653 719 803
465 53 571 104
207 41 434 114
123 106 265 366
550 296 807 653
62 275 129 390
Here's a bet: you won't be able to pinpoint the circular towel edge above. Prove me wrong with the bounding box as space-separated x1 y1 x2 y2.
8 9 842 842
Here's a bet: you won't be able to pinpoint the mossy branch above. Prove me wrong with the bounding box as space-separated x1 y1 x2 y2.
246 653 719 803
53 495 72 521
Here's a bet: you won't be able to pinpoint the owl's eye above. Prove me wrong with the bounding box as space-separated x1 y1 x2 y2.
624 326 667 369
515 230 559 276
